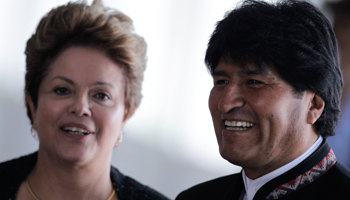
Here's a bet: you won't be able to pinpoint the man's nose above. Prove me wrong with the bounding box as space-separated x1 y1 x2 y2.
218 84 245 113
69 93 92 117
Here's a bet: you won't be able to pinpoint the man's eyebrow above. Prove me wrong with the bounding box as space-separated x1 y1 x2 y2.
212 68 266 77
212 70 230 77
241 68 265 76
53 76 74 85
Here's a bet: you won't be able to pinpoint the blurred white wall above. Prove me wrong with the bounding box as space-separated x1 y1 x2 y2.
0 0 323 199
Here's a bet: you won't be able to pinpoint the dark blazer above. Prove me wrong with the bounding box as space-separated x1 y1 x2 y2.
0 152 169 200
176 140 350 200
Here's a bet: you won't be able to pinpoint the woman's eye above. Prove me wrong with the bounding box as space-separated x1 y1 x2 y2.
94 92 110 101
53 87 70 95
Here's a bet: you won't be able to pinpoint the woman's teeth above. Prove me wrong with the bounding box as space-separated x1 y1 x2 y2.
62 127 91 135
225 120 255 130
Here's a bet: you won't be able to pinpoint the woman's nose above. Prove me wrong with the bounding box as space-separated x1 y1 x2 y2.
69 94 92 117
218 84 245 113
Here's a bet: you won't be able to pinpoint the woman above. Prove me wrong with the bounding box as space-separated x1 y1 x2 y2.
0 0 169 199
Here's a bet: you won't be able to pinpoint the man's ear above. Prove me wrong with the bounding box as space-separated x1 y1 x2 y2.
26 94 37 129
307 94 325 125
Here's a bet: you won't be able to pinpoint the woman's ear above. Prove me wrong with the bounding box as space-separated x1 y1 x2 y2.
307 94 325 125
123 106 136 122
26 94 37 128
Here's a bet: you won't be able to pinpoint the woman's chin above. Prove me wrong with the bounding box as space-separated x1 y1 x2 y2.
65 147 97 163
45 146 95 166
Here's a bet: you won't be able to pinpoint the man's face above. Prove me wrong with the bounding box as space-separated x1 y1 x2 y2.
209 59 317 178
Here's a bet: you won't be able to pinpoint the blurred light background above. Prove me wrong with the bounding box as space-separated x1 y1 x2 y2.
0 0 332 198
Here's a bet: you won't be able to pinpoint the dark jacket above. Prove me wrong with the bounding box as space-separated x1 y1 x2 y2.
0 152 170 200
176 141 350 200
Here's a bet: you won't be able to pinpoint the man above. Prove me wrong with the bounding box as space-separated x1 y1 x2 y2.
176 0 350 200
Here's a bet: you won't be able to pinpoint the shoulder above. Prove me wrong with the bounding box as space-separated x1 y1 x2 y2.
0 152 37 180
304 161 350 198
325 161 350 185
0 152 37 199
280 162 350 200
319 158 350 187
110 166 170 200
175 173 242 200
0 152 37 170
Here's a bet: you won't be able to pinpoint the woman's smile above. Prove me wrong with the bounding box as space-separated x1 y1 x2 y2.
60 122 95 136
61 127 92 136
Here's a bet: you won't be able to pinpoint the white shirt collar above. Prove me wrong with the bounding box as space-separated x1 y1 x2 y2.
242 136 323 200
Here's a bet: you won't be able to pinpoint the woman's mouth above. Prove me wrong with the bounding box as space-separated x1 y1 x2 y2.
224 120 255 131
61 127 93 136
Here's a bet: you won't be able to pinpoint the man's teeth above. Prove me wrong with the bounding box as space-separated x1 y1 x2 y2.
62 127 91 135
225 120 255 130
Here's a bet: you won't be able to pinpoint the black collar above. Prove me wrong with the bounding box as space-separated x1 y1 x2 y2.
254 140 336 199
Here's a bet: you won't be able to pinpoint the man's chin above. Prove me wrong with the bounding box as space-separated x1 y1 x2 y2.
220 148 245 165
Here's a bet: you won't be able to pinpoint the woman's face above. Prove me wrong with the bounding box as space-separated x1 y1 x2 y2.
27 46 128 165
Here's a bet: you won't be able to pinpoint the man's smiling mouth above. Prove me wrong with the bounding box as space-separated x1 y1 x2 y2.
61 127 93 136
225 120 255 131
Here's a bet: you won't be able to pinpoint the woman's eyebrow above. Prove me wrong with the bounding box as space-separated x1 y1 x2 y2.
52 76 115 89
52 76 74 85
94 81 115 88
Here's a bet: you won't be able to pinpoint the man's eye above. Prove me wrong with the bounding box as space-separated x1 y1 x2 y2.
54 87 70 95
247 79 263 84
215 80 229 85
94 93 110 101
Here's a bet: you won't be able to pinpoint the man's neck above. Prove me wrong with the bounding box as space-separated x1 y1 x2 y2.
242 136 323 200
244 132 319 179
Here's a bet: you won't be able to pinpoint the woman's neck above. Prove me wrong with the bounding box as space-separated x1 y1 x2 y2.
26 150 114 200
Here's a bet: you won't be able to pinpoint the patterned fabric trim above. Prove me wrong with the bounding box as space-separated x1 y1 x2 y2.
266 149 337 200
